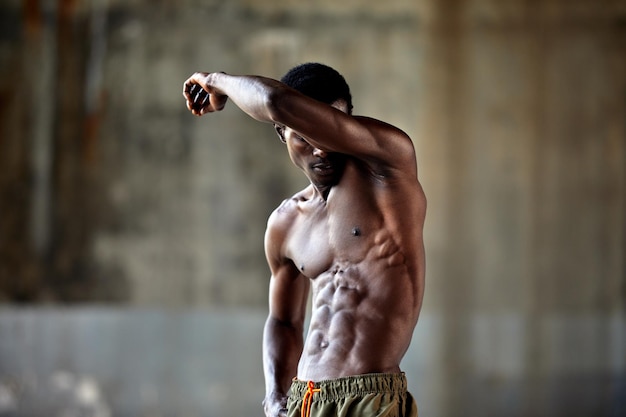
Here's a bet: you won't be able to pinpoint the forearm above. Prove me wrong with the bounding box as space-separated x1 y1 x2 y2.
203 72 288 123
262 316 303 401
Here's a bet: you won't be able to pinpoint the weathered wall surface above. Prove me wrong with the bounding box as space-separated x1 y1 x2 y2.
0 0 624 416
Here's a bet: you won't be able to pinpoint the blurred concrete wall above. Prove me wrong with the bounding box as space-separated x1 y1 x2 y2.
0 0 624 416
0 308 624 417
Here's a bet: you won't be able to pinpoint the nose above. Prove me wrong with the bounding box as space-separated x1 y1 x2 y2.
313 148 327 158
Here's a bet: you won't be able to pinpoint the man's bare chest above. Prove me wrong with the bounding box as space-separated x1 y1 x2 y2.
284 194 381 279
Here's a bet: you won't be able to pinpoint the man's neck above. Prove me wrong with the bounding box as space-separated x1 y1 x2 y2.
312 183 332 201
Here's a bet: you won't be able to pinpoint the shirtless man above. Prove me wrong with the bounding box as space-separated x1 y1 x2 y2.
183 63 426 417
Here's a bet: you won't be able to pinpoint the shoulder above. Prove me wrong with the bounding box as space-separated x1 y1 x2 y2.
348 116 417 177
264 188 308 264
267 188 308 228
267 199 295 233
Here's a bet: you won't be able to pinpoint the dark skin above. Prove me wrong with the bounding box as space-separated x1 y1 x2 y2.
183 71 426 417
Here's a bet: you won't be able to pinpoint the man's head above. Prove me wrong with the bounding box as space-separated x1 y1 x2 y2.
280 62 353 114
276 63 351 190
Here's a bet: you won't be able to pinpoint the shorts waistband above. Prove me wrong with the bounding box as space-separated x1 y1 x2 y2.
289 373 407 401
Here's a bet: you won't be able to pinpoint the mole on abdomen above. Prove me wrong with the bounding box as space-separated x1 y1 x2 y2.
351 227 361 237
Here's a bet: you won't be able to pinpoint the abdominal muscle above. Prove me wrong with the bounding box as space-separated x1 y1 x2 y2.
296 262 417 381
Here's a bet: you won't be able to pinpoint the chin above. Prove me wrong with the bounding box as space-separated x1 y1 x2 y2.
315 177 340 188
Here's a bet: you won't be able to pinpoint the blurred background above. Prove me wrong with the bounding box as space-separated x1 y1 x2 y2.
0 0 624 416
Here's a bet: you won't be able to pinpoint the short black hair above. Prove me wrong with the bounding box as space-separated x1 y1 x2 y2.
281 63 353 113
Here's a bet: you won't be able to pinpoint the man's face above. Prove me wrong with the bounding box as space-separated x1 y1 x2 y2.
276 99 350 188
281 127 347 188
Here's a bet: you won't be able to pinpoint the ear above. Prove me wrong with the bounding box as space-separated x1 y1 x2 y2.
274 124 286 143
331 98 351 115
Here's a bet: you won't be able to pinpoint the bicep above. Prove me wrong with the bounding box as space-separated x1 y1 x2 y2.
267 265 309 326
264 209 309 326
270 91 417 172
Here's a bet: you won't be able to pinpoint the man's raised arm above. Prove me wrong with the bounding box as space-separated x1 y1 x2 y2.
182 72 416 175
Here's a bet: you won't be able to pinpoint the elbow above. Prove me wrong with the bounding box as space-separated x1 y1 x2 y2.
264 86 293 125
266 315 300 330
264 90 282 124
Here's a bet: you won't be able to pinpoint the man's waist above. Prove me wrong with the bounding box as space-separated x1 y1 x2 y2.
289 372 407 401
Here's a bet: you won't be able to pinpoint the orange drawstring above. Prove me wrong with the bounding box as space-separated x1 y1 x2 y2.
301 381 321 417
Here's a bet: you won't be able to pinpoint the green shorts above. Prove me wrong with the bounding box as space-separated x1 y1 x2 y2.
287 373 418 417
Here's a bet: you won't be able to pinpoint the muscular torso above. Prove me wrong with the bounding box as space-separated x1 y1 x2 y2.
276 160 426 381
